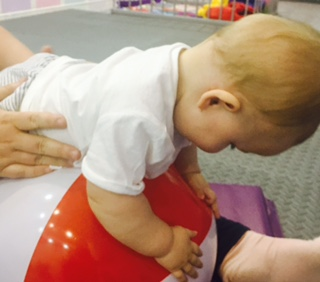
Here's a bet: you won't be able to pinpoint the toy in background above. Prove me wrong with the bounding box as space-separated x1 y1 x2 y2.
119 0 200 17
118 0 161 8
116 0 271 21
197 0 260 21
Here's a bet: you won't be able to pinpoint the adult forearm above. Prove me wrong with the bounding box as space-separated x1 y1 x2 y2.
0 26 33 70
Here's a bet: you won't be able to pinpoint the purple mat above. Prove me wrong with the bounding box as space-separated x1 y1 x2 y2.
211 183 284 237
211 184 283 282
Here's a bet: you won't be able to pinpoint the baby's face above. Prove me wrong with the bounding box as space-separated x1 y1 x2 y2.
173 85 318 156
193 114 316 156
230 125 310 156
233 113 319 156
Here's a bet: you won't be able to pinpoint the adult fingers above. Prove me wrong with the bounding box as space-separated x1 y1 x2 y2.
7 150 76 168
13 132 80 161
2 111 68 131
0 164 53 179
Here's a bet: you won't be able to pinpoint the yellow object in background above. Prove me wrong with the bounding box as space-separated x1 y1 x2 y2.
211 0 229 7
197 0 229 18
198 4 210 18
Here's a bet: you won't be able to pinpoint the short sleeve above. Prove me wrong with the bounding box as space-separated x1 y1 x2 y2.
81 112 175 195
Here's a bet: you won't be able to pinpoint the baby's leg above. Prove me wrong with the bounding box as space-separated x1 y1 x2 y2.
0 26 33 70
220 230 320 282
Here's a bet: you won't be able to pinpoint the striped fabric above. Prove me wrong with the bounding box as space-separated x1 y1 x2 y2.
0 53 57 111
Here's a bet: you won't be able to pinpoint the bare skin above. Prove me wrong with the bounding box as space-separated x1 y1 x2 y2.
0 93 81 178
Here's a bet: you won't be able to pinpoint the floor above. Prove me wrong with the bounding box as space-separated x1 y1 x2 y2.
277 1 320 28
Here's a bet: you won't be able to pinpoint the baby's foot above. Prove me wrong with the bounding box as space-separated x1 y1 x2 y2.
40 45 53 53
220 231 320 282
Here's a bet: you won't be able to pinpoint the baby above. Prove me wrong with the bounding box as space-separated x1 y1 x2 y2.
1 14 320 282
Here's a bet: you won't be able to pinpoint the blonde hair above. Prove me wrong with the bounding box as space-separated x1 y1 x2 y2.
209 14 320 127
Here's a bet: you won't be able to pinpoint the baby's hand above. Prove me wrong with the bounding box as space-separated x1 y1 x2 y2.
182 172 220 219
155 226 203 282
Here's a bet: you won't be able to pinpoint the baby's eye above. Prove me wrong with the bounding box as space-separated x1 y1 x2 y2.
230 143 236 150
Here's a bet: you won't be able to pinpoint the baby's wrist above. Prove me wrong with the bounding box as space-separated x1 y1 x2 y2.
155 226 175 258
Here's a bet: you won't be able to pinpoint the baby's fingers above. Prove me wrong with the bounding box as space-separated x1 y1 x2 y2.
186 229 198 240
191 241 202 257
211 200 220 219
191 185 205 200
183 263 198 279
189 252 203 268
206 197 220 219
172 270 188 282
204 189 221 219
173 260 201 281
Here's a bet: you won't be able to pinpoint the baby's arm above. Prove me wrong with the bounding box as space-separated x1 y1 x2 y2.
87 180 203 281
175 145 220 218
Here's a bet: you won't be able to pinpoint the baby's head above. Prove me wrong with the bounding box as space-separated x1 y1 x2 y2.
176 14 320 155
212 13 320 125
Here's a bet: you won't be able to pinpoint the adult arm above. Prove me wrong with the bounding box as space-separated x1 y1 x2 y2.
0 26 33 70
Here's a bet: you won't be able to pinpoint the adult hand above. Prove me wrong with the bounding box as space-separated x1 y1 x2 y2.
0 109 81 178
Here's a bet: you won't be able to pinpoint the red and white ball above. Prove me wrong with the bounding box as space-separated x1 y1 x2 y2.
0 166 216 281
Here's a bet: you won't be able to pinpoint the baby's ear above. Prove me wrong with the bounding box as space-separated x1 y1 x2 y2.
197 89 240 112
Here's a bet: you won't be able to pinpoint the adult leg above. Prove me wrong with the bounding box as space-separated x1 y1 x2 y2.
0 26 34 70
215 218 320 282
212 217 250 282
